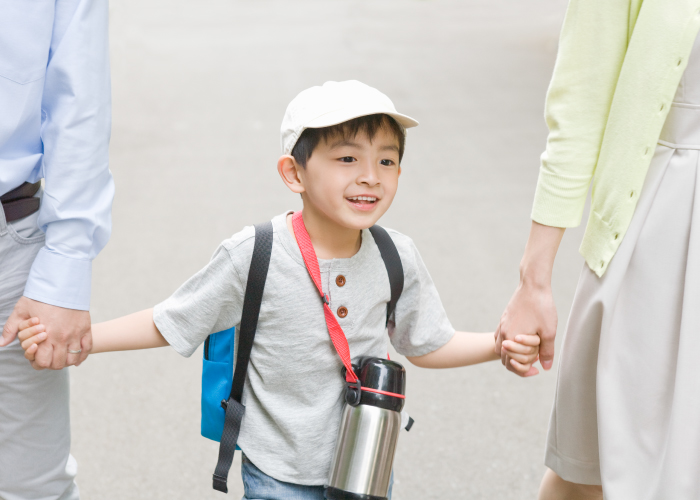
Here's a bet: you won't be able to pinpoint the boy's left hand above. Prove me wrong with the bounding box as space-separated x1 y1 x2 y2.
501 334 540 376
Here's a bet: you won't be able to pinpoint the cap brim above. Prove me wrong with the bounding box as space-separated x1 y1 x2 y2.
304 108 419 130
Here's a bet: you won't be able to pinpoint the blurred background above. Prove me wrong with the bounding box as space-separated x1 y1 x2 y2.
72 0 584 498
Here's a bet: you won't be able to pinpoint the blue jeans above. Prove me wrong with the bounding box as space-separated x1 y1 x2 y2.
240 454 393 500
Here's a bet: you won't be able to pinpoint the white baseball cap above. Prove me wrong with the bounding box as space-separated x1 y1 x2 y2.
280 80 419 155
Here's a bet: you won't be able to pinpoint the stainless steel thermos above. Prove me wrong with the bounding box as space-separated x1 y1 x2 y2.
326 357 407 500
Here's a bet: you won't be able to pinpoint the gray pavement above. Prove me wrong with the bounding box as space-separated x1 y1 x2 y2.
71 1 584 498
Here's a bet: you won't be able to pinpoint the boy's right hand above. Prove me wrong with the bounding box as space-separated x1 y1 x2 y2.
17 317 48 361
18 308 168 358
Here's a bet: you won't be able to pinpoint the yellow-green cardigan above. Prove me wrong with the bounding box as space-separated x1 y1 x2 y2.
532 0 700 276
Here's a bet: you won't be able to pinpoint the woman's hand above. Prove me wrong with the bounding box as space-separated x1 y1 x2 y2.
496 221 565 376
496 281 557 376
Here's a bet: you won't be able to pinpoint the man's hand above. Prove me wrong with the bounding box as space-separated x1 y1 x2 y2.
496 282 557 376
0 296 92 369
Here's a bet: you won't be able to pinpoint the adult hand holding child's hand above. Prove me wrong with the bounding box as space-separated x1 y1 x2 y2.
495 222 565 377
1 296 92 369
496 283 556 377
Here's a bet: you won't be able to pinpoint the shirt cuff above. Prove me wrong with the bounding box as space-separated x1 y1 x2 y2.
531 168 591 228
23 247 92 310
152 302 197 358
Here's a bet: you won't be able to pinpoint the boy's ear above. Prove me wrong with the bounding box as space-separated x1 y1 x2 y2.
277 155 305 194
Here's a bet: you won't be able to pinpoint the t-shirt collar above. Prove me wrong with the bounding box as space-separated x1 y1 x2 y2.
273 211 372 272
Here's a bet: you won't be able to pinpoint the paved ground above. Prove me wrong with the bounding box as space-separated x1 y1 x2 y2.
70 1 588 498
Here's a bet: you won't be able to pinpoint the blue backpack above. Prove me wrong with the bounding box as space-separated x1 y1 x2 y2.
201 221 404 493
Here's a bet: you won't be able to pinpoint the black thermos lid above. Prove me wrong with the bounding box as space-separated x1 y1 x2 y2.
351 356 406 412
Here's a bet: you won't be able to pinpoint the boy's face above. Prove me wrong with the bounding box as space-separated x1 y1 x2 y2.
297 126 401 230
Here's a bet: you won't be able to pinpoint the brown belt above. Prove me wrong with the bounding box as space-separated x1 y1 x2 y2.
1 181 41 223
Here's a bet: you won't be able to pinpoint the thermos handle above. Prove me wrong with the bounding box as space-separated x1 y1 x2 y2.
401 410 415 431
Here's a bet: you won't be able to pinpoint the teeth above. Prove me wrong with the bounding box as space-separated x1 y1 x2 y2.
348 196 377 202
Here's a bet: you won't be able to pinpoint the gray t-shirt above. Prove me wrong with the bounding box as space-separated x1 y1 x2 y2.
153 211 455 485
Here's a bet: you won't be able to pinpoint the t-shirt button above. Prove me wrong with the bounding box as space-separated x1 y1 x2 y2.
336 275 346 287
337 306 348 318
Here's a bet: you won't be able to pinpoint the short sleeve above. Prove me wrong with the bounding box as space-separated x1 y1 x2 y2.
153 242 249 358
387 232 455 357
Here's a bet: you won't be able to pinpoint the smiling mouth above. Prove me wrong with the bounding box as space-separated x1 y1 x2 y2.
346 196 378 204
346 196 379 211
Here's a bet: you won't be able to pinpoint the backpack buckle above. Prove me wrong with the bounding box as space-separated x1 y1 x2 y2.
322 293 330 306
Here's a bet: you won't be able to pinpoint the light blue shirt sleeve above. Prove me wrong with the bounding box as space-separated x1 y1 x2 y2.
18 0 114 310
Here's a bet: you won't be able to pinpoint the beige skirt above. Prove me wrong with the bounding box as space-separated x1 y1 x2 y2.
545 101 700 499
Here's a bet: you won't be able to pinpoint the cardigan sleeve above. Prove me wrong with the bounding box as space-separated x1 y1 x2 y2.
531 0 633 228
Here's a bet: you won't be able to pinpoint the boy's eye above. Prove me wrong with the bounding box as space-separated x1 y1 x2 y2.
339 156 356 163
380 159 395 166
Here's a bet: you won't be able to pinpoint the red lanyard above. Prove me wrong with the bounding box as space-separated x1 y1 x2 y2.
292 211 359 384
292 211 405 400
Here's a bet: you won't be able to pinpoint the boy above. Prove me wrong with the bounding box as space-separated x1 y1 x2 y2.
18 81 539 499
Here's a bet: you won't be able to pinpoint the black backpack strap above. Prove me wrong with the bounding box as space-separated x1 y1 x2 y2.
212 221 273 493
368 225 404 326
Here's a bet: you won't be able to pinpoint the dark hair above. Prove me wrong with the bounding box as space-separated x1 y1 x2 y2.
291 113 406 168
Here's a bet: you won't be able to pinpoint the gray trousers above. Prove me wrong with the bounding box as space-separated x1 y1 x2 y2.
0 202 79 500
